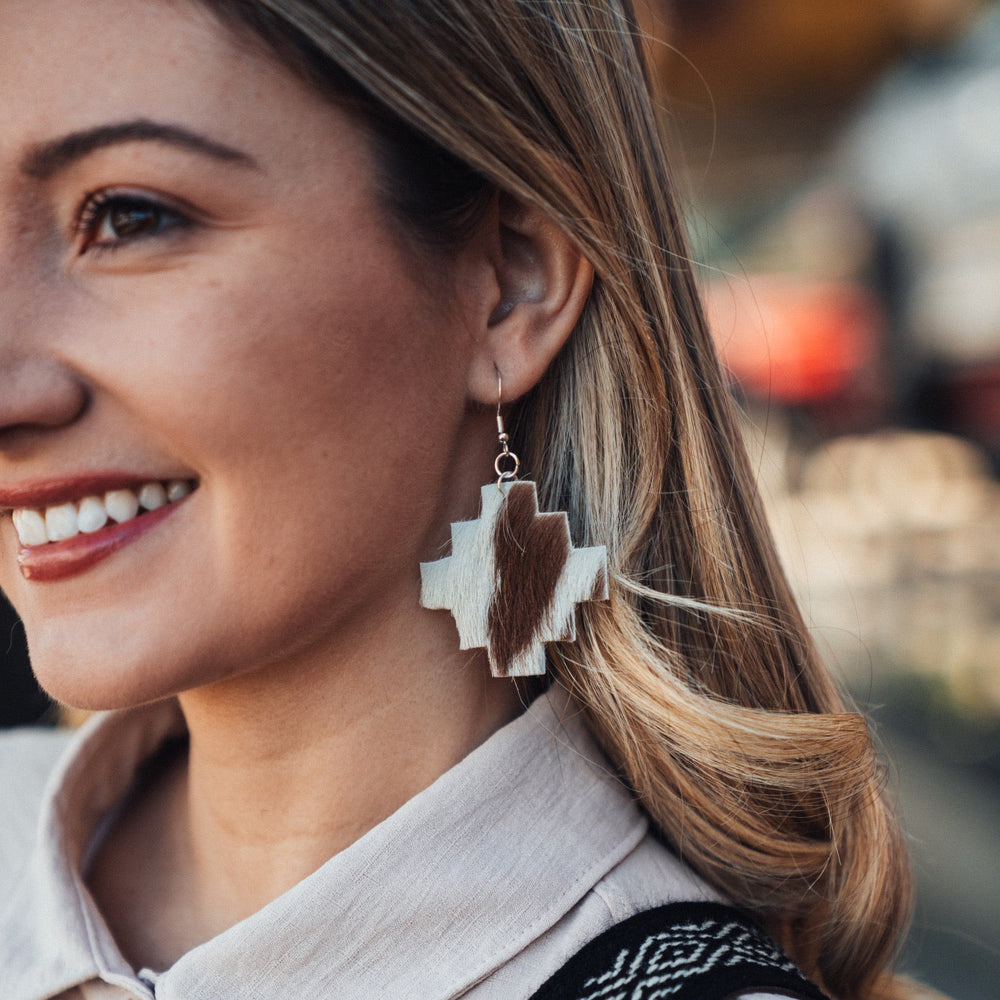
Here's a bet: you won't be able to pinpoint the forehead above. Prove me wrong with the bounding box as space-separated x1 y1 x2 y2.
2 1 213 108
0 0 372 194
0 0 301 150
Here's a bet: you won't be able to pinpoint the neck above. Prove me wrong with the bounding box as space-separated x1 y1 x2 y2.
88 591 524 970
182 645 521 903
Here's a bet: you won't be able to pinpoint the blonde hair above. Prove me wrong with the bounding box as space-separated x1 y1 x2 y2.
199 2 914 996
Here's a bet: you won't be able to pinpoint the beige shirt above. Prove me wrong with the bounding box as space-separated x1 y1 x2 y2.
0 688 780 1000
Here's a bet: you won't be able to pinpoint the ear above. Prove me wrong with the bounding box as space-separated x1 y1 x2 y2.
466 192 594 405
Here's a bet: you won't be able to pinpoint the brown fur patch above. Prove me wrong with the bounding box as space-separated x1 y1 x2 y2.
590 565 608 603
487 483 570 676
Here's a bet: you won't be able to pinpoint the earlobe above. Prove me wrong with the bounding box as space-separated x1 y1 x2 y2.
467 193 594 404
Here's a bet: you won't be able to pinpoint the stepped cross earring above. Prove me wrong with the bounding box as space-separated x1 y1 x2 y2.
420 372 608 677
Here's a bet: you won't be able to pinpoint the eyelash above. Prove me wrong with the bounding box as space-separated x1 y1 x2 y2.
73 190 190 253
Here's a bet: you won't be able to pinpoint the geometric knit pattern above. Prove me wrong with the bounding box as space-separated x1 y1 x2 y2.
529 902 829 1000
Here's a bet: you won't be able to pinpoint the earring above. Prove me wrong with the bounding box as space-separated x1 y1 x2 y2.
420 372 608 677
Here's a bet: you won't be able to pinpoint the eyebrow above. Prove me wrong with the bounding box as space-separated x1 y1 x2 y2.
20 119 259 180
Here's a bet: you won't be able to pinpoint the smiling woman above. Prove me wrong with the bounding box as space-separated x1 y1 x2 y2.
0 2 918 999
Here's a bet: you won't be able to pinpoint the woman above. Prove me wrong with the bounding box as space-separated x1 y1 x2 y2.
0 1 913 998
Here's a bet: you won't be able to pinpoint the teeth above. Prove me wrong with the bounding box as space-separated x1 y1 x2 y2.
77 496 108 534
138 481 167 511
10 479 195 548
166 479 192 502
12 509 48 547
45 502 79 542
105 489 139 524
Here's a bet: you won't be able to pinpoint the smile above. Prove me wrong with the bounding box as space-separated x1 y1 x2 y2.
6 478 197 582
10 479 194 547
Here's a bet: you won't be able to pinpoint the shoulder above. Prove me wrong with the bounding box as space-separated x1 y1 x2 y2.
0 726 74 892
527 901 829 1000
474 834 825 1000
468 832 724 998
588 830 723 918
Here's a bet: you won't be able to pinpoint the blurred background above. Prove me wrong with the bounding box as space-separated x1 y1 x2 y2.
3 1 999 995
636 0 1000 995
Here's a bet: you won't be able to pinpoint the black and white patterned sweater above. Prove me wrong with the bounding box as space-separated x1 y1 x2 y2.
529 901 829 1000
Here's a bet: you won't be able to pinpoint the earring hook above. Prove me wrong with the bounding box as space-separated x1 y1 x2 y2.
493 368 520 488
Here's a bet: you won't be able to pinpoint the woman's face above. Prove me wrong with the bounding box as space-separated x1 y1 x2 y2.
0 0 493 706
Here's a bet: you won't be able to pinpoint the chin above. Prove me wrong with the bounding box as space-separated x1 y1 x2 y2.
32 664 174 713
27 634 193 713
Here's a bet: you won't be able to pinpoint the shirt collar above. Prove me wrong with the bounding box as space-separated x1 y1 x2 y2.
1 686 647 1000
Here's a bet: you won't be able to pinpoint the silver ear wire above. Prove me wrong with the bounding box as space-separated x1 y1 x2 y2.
493 369 520 488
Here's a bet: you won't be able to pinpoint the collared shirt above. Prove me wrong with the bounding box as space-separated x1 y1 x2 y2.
0 688 755 1000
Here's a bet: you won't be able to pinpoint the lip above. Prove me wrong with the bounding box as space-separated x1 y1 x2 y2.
4 473 197 583
0 473 178 512
15 496 192 582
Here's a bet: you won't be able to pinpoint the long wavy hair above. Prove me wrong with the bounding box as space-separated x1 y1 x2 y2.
193 2 914 996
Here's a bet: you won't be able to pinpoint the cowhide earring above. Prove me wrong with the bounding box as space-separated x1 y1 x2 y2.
420 372 608 677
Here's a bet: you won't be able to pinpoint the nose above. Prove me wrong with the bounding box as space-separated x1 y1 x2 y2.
0 357 88 441
0 202 89 441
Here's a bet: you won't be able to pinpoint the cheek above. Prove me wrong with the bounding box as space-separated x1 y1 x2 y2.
94 224 471 473
124 243 470 602
186 251 469 489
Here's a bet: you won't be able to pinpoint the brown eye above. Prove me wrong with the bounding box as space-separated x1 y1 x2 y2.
105 200 162 239
76 192 187 251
